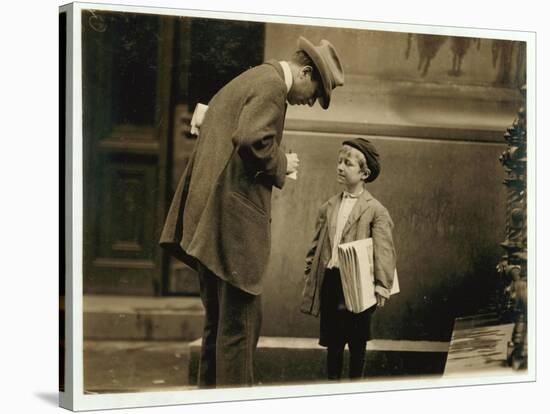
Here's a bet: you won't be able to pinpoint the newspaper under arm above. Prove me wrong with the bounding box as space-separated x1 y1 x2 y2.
337 238 400 313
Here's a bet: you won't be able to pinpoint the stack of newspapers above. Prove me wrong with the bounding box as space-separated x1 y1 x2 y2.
337 238 399 313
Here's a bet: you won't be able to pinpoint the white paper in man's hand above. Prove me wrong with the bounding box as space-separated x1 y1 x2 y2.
287 171 297 180
190 103 209 135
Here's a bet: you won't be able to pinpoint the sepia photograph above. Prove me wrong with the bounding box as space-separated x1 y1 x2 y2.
59 1 535 410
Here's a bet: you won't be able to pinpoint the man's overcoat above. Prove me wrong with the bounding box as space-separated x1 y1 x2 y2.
160 61 288 295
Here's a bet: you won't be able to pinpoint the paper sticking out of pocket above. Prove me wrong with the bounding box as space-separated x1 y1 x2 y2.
190 103 209 135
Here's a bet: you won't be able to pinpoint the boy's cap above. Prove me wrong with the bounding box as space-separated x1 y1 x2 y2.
342 138 381 182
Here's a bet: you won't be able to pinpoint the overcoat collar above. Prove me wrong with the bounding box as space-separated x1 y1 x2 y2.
326 189 374 249
264 60 286 82
263 60 288 126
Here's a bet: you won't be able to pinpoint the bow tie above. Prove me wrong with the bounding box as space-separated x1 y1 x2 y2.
343 191 362 199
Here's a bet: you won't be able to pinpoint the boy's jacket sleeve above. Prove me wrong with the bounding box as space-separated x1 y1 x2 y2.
372 207 396 299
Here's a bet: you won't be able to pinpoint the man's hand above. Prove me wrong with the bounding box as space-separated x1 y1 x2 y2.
285 152 300 174
375 293 386 307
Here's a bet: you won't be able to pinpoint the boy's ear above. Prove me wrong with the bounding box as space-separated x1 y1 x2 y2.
362 168 371 181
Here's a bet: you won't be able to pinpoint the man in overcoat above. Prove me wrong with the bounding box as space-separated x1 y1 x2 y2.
160 36 344 387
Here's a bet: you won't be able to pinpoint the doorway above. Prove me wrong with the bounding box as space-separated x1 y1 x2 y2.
82 10 265 296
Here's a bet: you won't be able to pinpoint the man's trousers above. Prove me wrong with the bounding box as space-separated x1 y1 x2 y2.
197 262 262 387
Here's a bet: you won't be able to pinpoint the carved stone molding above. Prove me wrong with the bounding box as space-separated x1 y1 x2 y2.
497 85 527 370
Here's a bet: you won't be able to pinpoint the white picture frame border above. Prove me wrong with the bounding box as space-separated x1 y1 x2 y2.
60 1 537 410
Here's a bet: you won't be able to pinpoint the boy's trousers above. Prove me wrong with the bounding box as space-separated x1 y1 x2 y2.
197 262 262 387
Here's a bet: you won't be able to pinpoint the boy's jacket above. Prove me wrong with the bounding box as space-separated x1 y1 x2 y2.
301 190 397 317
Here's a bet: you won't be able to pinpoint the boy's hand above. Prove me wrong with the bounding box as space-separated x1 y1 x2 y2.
285 152 299 174
375 293 386 307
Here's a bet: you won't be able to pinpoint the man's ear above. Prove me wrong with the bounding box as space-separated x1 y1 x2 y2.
301 65 313 78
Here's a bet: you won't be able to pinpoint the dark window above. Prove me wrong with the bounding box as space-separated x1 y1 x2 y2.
188 18 265 108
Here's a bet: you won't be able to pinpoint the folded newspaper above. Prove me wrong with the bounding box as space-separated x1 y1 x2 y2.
190 103 209 135
337 238 399 313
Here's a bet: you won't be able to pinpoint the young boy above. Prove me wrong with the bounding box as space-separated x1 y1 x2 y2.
301 138 397 380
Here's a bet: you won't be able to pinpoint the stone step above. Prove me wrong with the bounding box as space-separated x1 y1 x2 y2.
83 295 204 341
188 337 450 386
84 340 196 393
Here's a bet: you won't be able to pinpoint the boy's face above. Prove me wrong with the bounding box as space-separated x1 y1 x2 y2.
337 145 367 187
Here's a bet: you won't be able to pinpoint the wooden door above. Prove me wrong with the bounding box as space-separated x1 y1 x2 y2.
82 10 174 295
82 10 265 296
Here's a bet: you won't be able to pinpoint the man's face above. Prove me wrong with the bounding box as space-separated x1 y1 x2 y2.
288 66 322 107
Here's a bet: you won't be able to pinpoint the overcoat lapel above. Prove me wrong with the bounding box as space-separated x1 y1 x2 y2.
265 60 288 141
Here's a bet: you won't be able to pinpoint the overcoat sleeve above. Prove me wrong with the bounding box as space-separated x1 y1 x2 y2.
300 204 328 315
305 206 326 277
231 80 288 189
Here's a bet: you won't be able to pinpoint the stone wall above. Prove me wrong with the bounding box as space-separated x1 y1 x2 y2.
260 24 524 341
